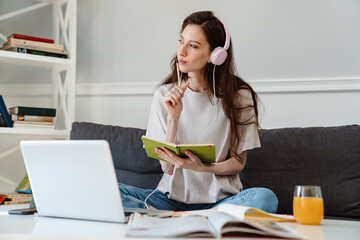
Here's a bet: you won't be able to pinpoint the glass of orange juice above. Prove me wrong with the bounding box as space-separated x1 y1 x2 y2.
293 185 324 225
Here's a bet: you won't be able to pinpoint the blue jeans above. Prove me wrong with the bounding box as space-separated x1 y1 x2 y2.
118 183 278 213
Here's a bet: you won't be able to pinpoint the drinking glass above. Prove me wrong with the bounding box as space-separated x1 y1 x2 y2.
293 185 324 225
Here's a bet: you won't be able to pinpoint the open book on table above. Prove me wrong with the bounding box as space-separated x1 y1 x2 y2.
176 203 296 222
126 209 302 239
141 135 216 163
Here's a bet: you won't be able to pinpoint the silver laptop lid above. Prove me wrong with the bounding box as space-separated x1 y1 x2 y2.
20 140 126 223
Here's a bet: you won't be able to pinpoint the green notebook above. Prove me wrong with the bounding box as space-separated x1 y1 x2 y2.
141 136 216 163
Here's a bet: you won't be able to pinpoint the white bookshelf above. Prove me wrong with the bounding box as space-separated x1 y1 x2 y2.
0 0 77 189
0 0 77 135
0 50 72 71
0 127 69 136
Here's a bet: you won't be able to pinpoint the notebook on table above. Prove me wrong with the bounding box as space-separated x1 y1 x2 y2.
20 140 173 223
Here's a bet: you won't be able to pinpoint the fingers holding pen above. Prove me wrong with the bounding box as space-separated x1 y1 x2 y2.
164 81 190 106
163 94 177 107
172 81 190 101
182 81 190 91
170 87 183 100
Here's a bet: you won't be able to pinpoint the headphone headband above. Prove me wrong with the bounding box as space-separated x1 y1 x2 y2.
210 21 231 66
222 23 230 51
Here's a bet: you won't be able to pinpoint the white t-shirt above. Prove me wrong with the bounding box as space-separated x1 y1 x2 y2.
146 83 261 203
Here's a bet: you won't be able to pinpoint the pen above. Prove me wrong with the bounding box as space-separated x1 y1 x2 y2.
176 58 181 86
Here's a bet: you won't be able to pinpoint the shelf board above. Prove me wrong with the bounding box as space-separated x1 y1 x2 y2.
0 50 72 71
0 127 69 136
38 0 68 4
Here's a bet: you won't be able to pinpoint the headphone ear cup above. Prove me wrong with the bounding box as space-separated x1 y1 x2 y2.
210 47 228 66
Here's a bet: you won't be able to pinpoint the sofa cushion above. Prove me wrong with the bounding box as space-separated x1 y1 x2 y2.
70 122 162 189
240 125 360 219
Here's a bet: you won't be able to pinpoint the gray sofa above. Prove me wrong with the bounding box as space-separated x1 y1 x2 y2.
70 122 360 220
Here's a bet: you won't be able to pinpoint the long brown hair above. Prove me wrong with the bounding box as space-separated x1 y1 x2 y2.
160 11 259 163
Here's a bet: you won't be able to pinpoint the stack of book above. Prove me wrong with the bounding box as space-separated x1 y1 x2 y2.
10 106 56 129
0 192 32 205
0 33 68 58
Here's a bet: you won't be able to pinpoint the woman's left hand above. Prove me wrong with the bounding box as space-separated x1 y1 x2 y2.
155 147 205 172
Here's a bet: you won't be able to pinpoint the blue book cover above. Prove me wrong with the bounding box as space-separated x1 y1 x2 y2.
0 95 13 127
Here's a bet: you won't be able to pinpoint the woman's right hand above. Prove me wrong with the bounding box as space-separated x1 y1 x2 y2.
163 82 190 120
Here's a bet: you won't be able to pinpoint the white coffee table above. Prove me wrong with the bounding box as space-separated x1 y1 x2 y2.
0 213 359 240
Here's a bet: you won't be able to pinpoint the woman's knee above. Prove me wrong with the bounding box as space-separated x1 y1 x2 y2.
118 182 147 197
254 187 279 213
118 182 132 195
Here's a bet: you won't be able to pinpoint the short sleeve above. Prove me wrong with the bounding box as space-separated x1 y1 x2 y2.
234 89 261 154
145 87 168 141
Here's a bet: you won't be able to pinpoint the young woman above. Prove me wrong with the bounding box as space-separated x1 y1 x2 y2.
119 11 278 213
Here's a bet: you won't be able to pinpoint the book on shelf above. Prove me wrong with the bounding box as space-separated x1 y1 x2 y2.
13 121 54 126
4 38 64 51
126 204 302 239
141 135 216 163
15 174 32 194
1 42 68 55
0 95 13 127
11 114 54 122
1 46 68 59
0 192 32 205
8 33 54 44
13 122 55 129
9 106 56 117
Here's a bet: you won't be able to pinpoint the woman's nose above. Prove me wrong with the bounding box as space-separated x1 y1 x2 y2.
178 44 186 57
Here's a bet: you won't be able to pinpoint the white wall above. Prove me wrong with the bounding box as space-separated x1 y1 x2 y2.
76 0 360 82
0 0 360 191
1 0 360 129
74 0 360 128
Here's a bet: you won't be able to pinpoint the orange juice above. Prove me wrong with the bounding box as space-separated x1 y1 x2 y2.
293 197 324 225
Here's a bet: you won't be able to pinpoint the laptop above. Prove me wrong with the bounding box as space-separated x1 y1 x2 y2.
20 140 173 223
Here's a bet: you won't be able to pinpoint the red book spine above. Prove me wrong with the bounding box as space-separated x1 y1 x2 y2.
0 195 5 204
9 34 54 44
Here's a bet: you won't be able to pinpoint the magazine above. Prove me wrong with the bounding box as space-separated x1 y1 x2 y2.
176 203 296 222
126 211 304 239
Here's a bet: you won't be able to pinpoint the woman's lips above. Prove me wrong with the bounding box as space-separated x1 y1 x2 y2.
178 60 186 65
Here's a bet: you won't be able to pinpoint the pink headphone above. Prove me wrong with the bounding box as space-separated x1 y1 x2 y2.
209 23 230 66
